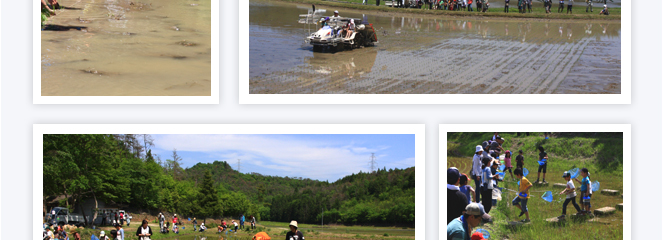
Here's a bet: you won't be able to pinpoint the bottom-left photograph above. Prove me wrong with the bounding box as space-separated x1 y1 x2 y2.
34 124 425 240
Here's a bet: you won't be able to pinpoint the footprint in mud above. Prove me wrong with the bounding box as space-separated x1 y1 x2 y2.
164 80 211 91
127 2 152 11
159 54 188 60
177 40 198 47
80 68 112 76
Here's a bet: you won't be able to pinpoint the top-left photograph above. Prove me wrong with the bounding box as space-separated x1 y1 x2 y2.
35 0 219 104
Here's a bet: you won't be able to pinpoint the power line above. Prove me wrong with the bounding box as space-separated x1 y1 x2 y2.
368 153 377 173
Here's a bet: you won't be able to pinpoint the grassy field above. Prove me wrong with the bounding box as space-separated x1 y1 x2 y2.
270 0 621 20
447 132 624 240
70 221 414 240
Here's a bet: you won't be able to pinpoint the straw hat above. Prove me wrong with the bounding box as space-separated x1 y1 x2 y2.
289 220 298 228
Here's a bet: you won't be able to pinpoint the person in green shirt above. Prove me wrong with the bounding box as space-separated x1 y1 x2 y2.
447 203 485 240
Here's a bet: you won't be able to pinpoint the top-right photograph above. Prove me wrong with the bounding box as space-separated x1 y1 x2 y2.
246 0 628 101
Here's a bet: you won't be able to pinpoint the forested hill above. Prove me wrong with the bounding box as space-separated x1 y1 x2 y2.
184 161 415 226
43 134 415 227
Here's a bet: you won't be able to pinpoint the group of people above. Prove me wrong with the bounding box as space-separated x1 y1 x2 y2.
100 210 130 227
390 0 611 15
549 0 610 15
157 212 182 234
447 133 598 239
43 225 81 240
318 11 357 40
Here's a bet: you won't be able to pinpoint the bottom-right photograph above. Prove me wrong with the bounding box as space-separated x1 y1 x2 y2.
441 125 630 240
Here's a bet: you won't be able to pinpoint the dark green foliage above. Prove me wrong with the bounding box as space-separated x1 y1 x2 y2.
44 134 415 226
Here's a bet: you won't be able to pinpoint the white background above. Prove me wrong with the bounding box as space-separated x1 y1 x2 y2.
2 0 662 239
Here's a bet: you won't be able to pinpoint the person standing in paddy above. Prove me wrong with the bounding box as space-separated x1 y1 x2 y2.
585 0 593 12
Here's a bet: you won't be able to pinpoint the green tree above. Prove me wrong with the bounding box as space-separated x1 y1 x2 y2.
197 170 222 219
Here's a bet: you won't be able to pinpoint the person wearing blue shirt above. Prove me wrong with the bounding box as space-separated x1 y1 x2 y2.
114 224 125 240
447 203 485 240
573 168 592 215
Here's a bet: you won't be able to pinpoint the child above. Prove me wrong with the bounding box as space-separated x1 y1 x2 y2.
481 157 499 213
558 171 582 219
471 232 486 240
233 220 239 232
504 150 514 180
173 224 179 234
459 174 475 204
599 5 609 15
516 150 524 169
574 168 592 214
512 168 532 222
536 146 548 184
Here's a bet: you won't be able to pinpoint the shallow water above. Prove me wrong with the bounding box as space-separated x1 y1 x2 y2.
41 0 211 96
249 0 621 94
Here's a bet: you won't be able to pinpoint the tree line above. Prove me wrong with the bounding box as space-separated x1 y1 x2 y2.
43 134 415 226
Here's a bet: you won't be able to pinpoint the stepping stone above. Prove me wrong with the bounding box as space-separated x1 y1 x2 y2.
601 189 620 195
545 217 565 223
616 203 623 210
553 183 567 188
594 207 616 215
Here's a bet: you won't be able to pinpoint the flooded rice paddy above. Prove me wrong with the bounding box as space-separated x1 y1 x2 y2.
41 0 211 96
249 1 621 94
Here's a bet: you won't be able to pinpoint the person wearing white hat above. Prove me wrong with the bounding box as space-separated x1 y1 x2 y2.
599 4 608 15
471 145 484 203
100 230 110 240
333 10 340 18
286 221 304 240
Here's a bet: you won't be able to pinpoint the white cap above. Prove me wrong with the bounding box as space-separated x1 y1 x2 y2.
334 10 339 13
475 145 484 152
100 231 106 237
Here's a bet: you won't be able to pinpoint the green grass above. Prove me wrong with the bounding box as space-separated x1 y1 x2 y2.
271 0 620 20
259 221 415 239
447 132 624 240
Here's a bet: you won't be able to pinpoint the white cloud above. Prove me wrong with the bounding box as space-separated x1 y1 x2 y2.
152 135 386 180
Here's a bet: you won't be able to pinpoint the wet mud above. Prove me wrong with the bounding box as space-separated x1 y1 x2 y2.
249 0 621 94
41 0 211 96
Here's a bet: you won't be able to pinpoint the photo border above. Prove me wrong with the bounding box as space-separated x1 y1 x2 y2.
33 124 426 239
33 1 220 104
239 1 630 104
438 124 631 238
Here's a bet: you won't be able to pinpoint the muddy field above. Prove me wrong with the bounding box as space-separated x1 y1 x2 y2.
41 0 212 96
249 0 621 94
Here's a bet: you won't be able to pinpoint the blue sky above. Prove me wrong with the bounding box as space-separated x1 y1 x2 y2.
150 134 415 182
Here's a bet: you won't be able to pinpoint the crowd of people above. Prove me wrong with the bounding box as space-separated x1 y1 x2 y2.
447 133 598 239
99 210 131 227
390 0 611 15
